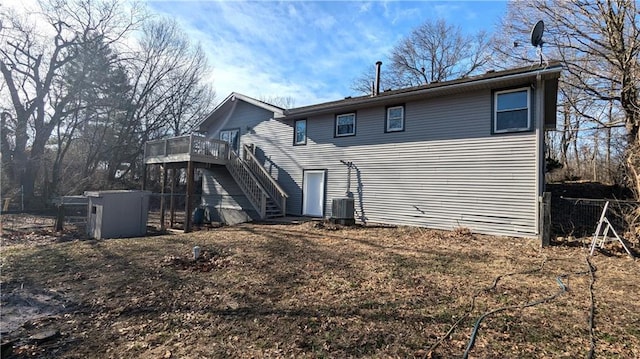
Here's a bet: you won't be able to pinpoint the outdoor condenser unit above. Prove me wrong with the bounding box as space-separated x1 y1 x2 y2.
331 197 355 225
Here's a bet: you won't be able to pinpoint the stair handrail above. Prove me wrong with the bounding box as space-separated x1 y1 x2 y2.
226 150 268 218
242 144 288 214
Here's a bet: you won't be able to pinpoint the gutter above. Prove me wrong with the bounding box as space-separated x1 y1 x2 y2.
279 65 563 120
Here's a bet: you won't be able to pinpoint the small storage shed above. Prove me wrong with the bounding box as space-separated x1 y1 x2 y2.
85 190 150 239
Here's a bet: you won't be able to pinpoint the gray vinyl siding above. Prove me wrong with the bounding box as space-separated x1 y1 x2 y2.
201 167 254 211
200 102 276 215
205 101 275 146
204 88 541 238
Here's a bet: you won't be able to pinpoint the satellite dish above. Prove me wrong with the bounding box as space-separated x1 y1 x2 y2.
530 20 544 47
530 20 548 66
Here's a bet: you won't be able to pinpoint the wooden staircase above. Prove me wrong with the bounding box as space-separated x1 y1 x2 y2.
225 146 288 219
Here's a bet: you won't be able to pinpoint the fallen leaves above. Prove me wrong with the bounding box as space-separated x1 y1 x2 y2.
1 221 639 358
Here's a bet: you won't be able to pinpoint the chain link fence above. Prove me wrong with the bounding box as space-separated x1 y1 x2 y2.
552 197 639 242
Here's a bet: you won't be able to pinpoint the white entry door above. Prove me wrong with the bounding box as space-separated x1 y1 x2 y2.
302 170 325 217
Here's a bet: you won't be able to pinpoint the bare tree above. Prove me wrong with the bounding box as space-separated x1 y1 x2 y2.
496 1 639 195
258 95 295 109
352 18 491 93
0 0 141 204
105 18 214 185
1 1 215 202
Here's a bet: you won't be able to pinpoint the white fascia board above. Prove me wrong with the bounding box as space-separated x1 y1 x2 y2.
196 92 285 131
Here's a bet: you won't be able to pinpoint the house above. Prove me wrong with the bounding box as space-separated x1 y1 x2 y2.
144 62 562 239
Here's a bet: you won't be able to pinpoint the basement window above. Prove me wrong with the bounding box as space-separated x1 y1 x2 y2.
493 87 531 133
335 113 356 137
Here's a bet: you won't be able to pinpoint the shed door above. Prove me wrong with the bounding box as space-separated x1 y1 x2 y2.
303 170 325 217
88 204 102 239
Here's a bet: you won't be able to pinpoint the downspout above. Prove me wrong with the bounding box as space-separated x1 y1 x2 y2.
535 72 545 242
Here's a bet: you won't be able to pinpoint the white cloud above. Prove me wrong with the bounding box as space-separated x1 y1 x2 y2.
288 3 298 18
145 1 370 105
141 0 502 108
313 15 336 31
6 0 505 110
359 2 372 13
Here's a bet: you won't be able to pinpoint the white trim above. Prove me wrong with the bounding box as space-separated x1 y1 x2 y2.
386 105 404 132
535 76 545 238
302 170 325 217
294 119 307 145
493 87 531 133
197 92 285 131
335 113 356 137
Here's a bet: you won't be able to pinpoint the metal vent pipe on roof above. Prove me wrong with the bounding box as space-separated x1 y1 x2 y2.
374 61 382 96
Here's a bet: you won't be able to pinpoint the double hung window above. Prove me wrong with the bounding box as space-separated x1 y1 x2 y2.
386 105 404 132
335 113 356 137
494 88 531 133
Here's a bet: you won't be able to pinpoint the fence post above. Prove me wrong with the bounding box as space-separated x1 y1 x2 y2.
54 204 65 232
160 166 167 230
185 161 194 233
540 192 551 247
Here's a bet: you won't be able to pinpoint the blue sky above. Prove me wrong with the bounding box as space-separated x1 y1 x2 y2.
147 1 508 106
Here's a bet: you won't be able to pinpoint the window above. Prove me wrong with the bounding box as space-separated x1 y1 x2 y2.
494 88 531 133
219 128 240 152
386 105 404 132
294 119 307 145
335 113 356 137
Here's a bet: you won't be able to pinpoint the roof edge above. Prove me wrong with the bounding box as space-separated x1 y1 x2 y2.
195 92 285 131
283 62 563 119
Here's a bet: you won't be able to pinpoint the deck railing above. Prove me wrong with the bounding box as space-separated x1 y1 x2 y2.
144 134 229 163
226 150 268 218
145 135 287 218
242 144 287 216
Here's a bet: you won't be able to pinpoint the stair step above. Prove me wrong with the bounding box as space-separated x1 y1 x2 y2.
225 149 287 220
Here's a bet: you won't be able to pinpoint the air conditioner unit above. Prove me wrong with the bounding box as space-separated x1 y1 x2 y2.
331 197 355 225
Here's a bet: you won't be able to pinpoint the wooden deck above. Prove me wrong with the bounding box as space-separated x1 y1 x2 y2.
144 135 229 165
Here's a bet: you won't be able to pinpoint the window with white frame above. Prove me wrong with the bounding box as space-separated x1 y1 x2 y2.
335 113 356 137
294 119 307 145
494 88 531 133
219 128 240 152
386 105 404 132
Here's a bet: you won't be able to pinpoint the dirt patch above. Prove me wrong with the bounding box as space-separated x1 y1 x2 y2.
1 221 639 358
1 213 87 247
1 283 74 334
162 247 234 272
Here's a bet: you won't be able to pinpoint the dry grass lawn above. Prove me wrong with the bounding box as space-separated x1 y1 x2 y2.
1 220 639 358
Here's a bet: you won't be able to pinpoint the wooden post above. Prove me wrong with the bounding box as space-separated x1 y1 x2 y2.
141 164 147 190
54 204 65 232
170 168 175 228
185 161 194 233
160 165 167 230
540 192 551 247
